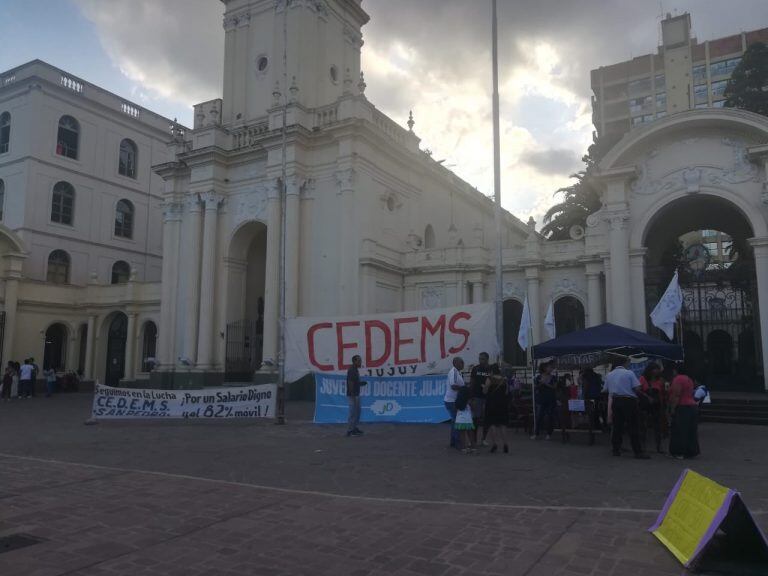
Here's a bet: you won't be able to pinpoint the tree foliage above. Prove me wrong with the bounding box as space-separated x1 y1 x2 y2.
540 133 618 240
724 42 768 116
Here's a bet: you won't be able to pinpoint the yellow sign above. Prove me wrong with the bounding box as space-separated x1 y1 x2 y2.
650 469 731 566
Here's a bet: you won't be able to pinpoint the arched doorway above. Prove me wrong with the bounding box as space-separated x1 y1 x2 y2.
643 194 760 390
502 299 526 365
43 323 68 371
105 313 128 387
225 221 267 380
553 296 585 337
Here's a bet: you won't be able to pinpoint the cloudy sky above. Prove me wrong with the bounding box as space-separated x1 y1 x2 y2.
2 0 766 222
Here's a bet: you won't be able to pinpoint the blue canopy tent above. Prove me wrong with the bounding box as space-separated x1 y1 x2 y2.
532 323 683 362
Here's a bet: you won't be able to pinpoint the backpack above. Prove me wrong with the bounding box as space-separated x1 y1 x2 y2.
455 387 470 411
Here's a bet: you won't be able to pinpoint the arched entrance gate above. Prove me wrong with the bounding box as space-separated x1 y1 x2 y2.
643 195 761 390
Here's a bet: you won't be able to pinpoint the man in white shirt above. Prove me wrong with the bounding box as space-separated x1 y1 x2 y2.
444 357 465 449
19 359 34 399
605 358 649 459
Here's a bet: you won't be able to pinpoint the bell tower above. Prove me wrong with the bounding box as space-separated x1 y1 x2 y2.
220 0 369 127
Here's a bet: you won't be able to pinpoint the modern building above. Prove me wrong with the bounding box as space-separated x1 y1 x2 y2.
591 12 768 142
0 60 180 386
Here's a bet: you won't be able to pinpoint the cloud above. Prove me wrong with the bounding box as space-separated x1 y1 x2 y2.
520 148 582 176
74 0 224 109
72 0 768 223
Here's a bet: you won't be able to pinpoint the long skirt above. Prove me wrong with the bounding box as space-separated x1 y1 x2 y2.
669 405 700 458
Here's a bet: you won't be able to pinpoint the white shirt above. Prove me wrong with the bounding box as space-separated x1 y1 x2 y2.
19 364 33 381
444 367 465 402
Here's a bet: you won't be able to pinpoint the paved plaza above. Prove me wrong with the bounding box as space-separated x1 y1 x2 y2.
0 394 766 575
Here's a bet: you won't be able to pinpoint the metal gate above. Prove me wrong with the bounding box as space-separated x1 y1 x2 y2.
678 272 761 390
225 319 262 382
645 258 762 390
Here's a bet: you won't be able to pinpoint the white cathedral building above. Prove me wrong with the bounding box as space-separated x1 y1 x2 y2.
1 0 768 392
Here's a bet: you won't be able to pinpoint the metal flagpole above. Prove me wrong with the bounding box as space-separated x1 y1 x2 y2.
491 0 504 364
276 0 289 425
529 318 536 436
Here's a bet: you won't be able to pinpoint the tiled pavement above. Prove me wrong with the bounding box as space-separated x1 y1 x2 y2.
0 394 766 575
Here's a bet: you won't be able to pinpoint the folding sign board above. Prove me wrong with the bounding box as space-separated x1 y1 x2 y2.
649 469 768 573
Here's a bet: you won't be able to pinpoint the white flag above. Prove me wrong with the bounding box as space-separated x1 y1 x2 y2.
650 271 683 340
518 295 532 350
544 300 556 340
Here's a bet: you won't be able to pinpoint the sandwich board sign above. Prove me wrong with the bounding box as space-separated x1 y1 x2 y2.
649 469 768 573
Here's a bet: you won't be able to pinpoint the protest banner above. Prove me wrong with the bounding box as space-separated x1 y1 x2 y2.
286 303 498 381
91 383 277 420
650 469 768 571
314 373 449 424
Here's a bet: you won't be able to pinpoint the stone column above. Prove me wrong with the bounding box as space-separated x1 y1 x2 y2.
182 195 203 365
525 268 541 344
84 314 96 380
285 176 302 318
196 191 224 370
607 211 631 327
585 265 603 328
463 280 471 305
471 281 484 304
67 331 78 374
336 169 357 315
749 237 768 390
1 253 24 368
123 312 138 381
629 248 648 332
158 201 182 369
262 181 281 368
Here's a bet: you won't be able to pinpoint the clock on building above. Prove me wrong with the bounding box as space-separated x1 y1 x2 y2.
684 243 711 274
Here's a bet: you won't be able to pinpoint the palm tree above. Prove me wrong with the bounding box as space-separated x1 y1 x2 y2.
540 171 601 240
541 133 617 240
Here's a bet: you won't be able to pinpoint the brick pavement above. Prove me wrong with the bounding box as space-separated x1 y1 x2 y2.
0 394 766 575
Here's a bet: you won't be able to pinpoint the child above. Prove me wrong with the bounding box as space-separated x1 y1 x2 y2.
454 384 475 453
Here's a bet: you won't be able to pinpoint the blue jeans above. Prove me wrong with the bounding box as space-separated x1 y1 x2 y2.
347 396 361 432
445 401 459 447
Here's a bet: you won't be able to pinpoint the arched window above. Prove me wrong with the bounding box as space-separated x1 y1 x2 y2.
0 179 4 221
118 139 137 178
56 115 80 159
114 199 134 238
111 260 131 284
424 224 436 249
554 296 586 337
0 112 10 154
47 250 70 284
141 321 158 372
51 181 75 225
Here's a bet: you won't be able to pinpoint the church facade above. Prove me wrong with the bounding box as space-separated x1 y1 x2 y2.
1 1 767 392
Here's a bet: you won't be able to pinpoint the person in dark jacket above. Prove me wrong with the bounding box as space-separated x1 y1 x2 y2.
346 355 367 437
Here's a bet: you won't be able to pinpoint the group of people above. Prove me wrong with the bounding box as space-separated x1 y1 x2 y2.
439 353 703 460
603 357 702 460
530 356 702 460
0 359 81 400
344 347 703 460
444 353 511 454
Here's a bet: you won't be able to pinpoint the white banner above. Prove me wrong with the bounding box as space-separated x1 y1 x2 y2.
91 383 277 420
285 303 498 381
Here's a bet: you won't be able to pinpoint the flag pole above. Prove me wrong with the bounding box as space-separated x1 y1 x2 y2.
276 0 289 425
529 321 536 436
491 0 504 365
